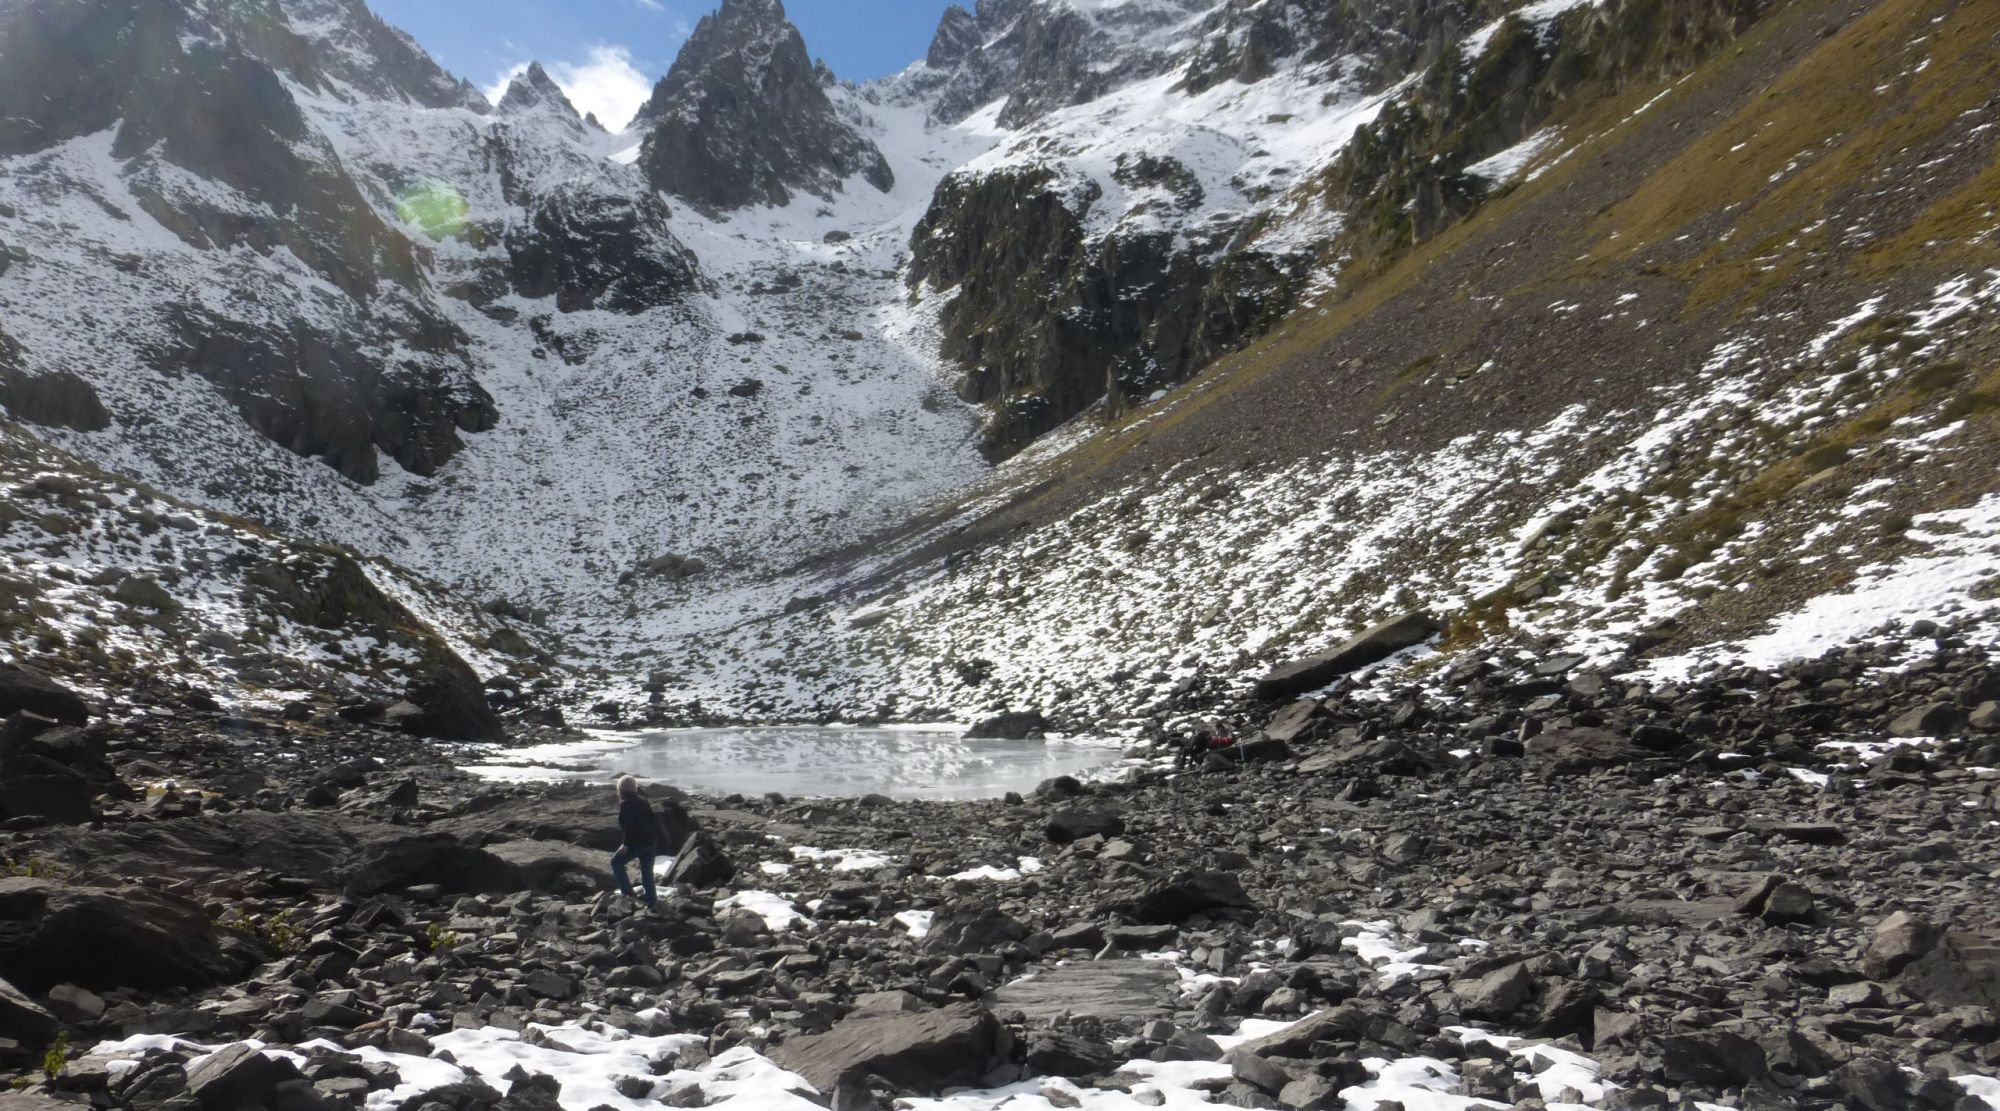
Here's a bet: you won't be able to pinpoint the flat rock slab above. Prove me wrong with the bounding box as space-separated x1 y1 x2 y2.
992 959 1181 1022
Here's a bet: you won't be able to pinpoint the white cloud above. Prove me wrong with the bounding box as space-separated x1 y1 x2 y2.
633 0 665 11
483 46 657 133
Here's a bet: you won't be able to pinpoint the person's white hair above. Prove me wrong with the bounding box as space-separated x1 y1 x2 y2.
617 775 640 798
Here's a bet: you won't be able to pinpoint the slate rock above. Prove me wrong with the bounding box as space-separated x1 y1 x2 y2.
187 1043 306 1111
0 977 56 1047
1263 700 1330 744
666 832 736 888
923 904 1029 956
771 1002 1000 1095
1888 702 1962 737
0 877 251 994
397 1079 504 1111
1864 911 1944 980
1110 870 1253 924
1046 808 1124 844
1452 962 1535 1019
1661 1031 1768 1087
0 667 89 726
1225 1048 1291 1095
1897 930 2000 1010
1523 727 1652 772
966 712 1050 740
1253 613 1441 700
341 835 525 897
46 982 105 1023
0 773 96 825
1024 1032 1117 1079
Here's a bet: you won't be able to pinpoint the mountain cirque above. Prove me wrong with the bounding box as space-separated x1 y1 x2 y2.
0 0 1998 1107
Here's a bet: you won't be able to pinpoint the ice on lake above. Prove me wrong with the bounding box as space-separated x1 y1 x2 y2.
467 725 1128 800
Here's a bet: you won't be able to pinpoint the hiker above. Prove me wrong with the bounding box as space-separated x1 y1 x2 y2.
1175 727 1211 769
610 775 666 909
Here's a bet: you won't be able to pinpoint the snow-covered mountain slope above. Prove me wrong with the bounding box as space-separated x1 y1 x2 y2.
0 0 989 624
3 0 1996 733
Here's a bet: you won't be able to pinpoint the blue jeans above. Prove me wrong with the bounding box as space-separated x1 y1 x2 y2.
611 846 658 907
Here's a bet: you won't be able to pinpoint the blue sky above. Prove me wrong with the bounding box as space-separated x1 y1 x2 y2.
371 0 960 130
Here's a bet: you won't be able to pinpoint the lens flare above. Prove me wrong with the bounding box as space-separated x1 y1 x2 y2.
394 181 468 240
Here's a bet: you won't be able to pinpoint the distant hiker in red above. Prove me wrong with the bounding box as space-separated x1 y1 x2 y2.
611 775 665 909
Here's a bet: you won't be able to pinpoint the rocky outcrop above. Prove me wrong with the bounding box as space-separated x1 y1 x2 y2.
1320 0 1763 258
912 0 1211 128
0 332 109 432
908 168 1305 455
634 0 892 210
501 185 703 313
243 549 503 742
495 63 584 131
157 307 494 485
0 877 255 993
0 666 89 726
270 0 491 110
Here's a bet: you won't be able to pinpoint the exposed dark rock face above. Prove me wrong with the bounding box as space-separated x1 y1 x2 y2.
0 0 422 296
158 307 494 485
501 185 703 314
902 0 1767 460
0 366 109 433
0 666 89 726
634 0 893 210
0 331 109 432
908 168 1306 455
1178 0 1479 97
925 4 981 69
269 0 492 110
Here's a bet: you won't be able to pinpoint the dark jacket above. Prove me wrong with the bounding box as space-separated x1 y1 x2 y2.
619 795 663 851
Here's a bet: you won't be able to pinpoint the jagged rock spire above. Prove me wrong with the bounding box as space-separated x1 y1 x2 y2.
632 0 892 210
497 62 583 123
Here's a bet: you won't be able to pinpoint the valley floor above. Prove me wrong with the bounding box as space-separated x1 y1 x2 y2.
6 635 2000 1111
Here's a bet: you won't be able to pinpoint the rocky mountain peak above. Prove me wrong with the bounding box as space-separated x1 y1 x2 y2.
632 0 893 210
926 4 981 69
496 61 584 127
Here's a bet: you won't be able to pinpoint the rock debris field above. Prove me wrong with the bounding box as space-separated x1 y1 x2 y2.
4 625 2000 1111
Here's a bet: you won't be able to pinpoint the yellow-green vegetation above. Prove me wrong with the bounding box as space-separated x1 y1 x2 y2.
228 908 304 954
42 1032 68 1083
1 854 74 881
426 923 461 952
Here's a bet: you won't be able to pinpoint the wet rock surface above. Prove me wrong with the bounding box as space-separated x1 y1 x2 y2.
3 644 2000 1110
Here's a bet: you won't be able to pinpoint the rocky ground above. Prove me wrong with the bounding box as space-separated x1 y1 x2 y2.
3 624 2000 1111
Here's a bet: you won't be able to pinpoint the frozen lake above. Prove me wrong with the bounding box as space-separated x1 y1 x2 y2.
467 725 1129 800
